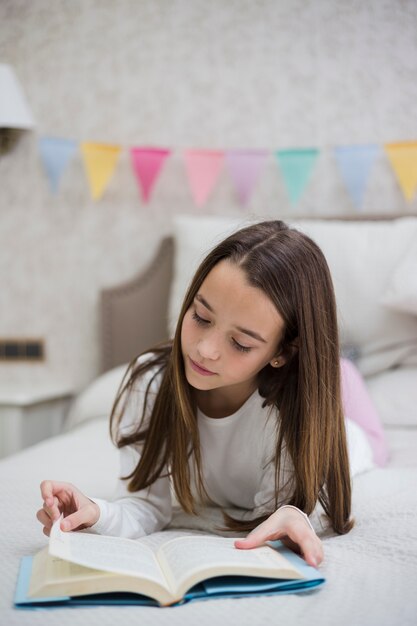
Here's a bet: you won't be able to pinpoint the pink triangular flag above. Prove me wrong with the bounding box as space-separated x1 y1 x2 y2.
130 147 171 202
226 150 268 206
184 150 224 207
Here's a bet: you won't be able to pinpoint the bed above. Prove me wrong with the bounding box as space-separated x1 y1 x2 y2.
2 213 417 625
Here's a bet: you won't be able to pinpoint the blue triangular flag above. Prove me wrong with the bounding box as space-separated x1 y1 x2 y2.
39 137 77 193
334 145 380 210
275 149 319 205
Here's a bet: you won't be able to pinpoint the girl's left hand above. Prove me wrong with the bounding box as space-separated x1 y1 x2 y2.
234 506 323 568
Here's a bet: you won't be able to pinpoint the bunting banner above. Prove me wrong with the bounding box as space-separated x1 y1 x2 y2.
275 149 319 205
37 135 417 209
225 150 268 206
81 142 121 200
384 142 417 201
130 147 171 203
184 150 224 207
38 137 77 193
334 145 380 210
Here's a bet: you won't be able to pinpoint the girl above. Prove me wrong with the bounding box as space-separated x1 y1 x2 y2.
37 220 387 568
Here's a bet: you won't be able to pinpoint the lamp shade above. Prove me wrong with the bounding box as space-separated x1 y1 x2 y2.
0 64 35 129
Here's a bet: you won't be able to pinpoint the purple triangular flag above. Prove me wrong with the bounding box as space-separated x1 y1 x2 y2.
226 150 268 206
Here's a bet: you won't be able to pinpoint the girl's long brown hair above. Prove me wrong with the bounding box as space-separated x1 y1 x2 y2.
110 221 353 535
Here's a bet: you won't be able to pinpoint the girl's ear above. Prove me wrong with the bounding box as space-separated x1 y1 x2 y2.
270 356 285 368
270 337 299 368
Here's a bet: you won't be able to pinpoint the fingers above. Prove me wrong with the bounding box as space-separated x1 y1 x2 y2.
234 509 324 568
36 494 61 531
40 480 75 522
235 526 283 550
40 479 55 507
296 535 323 568
38 480 98 534
36 507 56 537
38 480 70 534
36 508 52 528
280 532 321 566
278 517 323 567
60 502 99 532
36 495 62 532
236 526 323 567
40 480 72 505
235 513 287 550
42 496 61 522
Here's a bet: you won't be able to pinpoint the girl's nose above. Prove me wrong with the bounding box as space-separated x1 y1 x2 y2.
197 334 220 361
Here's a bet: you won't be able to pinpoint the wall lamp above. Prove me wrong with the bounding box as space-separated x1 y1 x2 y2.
0 63 35 154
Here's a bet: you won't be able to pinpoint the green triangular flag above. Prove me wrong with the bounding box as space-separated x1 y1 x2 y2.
275 149 319 205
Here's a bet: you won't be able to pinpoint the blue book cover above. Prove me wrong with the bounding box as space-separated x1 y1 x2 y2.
14 540 325 609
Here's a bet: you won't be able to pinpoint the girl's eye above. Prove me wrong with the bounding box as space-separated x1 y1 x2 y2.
192 311 210 326
232 339 252 353
191 310 252 353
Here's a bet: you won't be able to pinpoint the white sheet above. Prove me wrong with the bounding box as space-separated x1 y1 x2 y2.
1 420 416 625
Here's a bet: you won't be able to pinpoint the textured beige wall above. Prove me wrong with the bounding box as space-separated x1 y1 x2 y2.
1 0 417 391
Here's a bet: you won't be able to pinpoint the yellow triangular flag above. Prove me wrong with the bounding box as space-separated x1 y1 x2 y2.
384 142 417 201
81 142 121 200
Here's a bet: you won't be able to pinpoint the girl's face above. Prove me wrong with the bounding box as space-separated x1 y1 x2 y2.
181 260 285 415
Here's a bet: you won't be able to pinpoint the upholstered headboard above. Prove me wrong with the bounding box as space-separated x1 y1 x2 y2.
101 237 174 372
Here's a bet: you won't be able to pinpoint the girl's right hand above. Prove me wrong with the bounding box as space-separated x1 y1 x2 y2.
37 480 100 536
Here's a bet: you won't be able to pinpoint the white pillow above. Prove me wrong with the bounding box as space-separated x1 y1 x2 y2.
381 240 417 315
289 218 417 376
168 215 417 377
366 367 417 426
345 419 375 476
65 364 128 430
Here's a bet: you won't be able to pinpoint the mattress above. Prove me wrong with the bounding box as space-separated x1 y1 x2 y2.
1 419 416 626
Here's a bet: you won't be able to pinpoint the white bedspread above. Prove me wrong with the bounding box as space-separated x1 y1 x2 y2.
1 419 416 626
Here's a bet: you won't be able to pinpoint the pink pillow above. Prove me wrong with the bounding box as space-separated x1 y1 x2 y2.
341 358 389 467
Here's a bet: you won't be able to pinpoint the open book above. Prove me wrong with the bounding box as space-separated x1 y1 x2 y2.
15 517 325 607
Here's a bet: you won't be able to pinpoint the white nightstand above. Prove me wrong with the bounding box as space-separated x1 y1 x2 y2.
0 385 73 459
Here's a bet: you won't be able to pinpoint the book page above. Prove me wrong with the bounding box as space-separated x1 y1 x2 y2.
135 529 199 552
157 535 302 593
29 547 116 598
49 518 166 588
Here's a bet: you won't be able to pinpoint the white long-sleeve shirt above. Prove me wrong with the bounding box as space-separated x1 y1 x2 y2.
89 357 373 539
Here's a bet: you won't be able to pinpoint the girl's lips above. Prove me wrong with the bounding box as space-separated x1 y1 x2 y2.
189 357 216 376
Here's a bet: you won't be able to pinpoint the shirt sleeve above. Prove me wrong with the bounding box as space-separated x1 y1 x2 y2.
87 358 172 539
